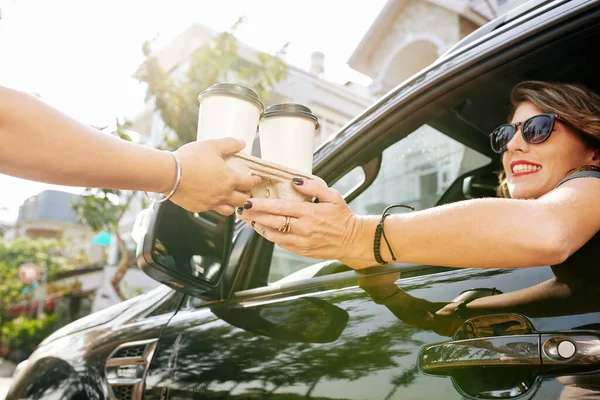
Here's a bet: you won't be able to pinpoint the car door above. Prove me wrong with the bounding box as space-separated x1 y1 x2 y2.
144 269 600 399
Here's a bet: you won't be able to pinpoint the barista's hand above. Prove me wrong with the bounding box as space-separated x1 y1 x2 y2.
238 177 363 260
168 138 261 215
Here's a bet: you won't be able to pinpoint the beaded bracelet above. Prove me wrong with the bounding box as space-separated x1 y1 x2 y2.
373 204 414 265
144 151 182 204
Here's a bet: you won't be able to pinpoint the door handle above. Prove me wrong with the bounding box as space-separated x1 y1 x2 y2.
420 323 600 375
420 334 541 373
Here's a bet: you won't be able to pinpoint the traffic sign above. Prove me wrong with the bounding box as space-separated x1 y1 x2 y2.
18 263 40 284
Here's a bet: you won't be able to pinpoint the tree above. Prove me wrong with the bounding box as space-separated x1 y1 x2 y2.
135 17 289 148
71 119 137 301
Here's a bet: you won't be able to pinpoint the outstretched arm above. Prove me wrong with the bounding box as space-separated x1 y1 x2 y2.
0 86 260 214
239 177 600 268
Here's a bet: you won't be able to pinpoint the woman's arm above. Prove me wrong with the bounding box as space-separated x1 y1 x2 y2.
0 87 260 214
353 177 600 268
239 177 600 269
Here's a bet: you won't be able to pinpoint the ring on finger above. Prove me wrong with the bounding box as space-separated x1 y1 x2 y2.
278 216 292 233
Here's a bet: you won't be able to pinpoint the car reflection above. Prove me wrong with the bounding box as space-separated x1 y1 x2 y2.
358 270 600 399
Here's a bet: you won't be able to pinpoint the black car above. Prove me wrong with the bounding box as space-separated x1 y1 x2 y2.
7 0 600 398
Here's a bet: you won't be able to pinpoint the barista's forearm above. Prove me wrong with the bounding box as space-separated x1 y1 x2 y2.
0 86 174 193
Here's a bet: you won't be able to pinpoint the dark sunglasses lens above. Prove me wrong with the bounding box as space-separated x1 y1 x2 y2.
523 115 553 144
491 126 516 153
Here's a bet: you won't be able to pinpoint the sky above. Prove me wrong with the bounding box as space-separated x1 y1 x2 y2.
0 0 387 223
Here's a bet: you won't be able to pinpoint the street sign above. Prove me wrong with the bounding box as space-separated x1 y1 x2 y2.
18 263 40 284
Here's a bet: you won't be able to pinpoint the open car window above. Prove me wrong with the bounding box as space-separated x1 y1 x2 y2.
267 124 491 284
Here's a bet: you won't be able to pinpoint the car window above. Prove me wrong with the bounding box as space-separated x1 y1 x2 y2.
267 124 491 283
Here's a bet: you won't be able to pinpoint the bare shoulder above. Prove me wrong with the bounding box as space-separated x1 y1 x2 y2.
539 175 600 248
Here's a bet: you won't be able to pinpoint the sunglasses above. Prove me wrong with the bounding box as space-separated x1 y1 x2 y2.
489 113 567 154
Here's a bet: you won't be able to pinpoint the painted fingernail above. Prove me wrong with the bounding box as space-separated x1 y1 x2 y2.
243 200 253 209
251 221 255 228
292 177 304 185
236 207 243 215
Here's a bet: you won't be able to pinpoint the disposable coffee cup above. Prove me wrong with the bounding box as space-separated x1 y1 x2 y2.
197 83 264 154
258 103 319 174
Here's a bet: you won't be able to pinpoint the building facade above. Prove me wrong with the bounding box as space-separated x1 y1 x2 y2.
349 0 529 97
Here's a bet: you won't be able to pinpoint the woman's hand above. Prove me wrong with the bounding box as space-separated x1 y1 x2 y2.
237 177 364 260
169 138 261 215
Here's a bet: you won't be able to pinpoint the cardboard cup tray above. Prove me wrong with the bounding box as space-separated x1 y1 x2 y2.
225 153 317 202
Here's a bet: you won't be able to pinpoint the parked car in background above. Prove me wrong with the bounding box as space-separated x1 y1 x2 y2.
6 0 600 398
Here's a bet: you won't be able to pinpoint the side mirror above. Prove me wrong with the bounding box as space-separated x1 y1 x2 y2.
135 201 234 297
462 172 499 199
211 297 349 343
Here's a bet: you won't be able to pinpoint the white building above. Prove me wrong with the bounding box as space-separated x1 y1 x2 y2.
350 0 529 97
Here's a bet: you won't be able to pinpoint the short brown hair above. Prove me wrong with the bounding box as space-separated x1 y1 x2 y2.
497 81 600 198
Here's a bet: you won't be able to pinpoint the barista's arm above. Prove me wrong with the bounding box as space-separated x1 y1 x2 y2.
0 86 174 193
0 86 260 214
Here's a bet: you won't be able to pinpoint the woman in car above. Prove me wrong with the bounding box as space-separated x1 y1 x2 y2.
238 81 600 321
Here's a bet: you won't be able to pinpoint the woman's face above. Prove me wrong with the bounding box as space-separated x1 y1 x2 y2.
502 102 598 199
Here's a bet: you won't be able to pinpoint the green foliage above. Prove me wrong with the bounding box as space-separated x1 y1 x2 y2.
135 17 288 148
0 238 72 322
0 313 59 354
72 188 126 233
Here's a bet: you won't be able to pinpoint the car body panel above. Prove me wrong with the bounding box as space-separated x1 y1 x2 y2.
143 266 600 399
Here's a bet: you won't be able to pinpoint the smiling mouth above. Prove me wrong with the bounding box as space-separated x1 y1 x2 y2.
511 164 542 176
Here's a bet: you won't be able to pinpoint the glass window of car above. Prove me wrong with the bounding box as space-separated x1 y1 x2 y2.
267 124 491 283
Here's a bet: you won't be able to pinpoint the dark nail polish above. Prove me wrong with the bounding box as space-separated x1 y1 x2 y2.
236 207 243 215
243 200 253 209
251 221 255 228
292 177 304 185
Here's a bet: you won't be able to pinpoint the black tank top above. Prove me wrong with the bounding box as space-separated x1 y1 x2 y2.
551 170 600 288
